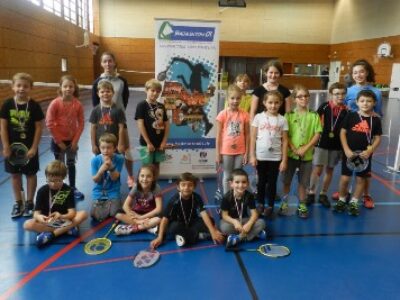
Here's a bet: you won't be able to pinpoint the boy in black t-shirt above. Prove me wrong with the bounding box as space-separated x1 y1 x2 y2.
89 80 126 155
307 83 348 208
24 161 87 247
135 79 170 178
150 172 224 249
220 169 266 248
0 73 44 218
334 90 382 216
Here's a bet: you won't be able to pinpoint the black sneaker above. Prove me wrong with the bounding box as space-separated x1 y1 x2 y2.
333 200 346 213
318 194 331 208
11 203 23 218
348 202 360 216
306 194 315 206
23 201 34 217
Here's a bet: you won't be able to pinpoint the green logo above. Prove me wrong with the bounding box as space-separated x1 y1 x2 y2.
158 21 174 40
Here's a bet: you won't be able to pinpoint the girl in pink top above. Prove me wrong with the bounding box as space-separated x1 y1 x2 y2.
46 75 85 199
216 85 250 194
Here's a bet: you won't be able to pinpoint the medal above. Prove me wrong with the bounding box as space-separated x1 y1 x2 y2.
329 132 334 138
20 132 27 139
156 129 161 134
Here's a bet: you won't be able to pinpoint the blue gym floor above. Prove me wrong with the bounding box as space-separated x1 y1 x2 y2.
0 91 399 300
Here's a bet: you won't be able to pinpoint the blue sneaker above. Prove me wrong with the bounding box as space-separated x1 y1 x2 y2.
67 227 79 236
73 188 84 200
226 234 240 249
36 232 54 247
258 229 267 240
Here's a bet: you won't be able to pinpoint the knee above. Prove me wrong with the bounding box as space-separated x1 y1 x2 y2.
23 219 34 231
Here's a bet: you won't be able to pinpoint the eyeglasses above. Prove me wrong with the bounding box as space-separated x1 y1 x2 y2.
295 95 310 99
47 179 63 184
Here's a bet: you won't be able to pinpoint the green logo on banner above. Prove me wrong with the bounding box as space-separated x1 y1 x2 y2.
158 21 174 40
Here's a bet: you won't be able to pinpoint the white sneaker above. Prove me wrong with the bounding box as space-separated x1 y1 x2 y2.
175 235 185 247
114 224 133 235
147 226 158 235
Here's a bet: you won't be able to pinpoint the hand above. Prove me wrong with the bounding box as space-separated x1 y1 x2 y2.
242 154 248 165
159 141 167 151
215 154 221 166
211 229 225 244
37 215 48 224
147 143 155 152
250 155 257 167
242 223 252 234
150 236 163 250
360 149 372 159
233 220 243 232
58 142 67 151
295 146 306 157
344 149 355 159
3 146 11 158
279 160 287 172
127 210 139 219
92 145 99 155
49 211 62 220
27 147 37 159
71 142 78 152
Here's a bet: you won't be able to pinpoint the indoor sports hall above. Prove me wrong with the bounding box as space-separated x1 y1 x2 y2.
1 1 400 299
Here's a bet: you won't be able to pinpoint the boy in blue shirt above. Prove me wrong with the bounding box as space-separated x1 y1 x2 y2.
91 133 124 221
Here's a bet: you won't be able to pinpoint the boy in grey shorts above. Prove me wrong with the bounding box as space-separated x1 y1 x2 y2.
307 83 348 208
280 85 322 218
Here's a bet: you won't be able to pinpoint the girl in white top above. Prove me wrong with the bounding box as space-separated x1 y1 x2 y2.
250 91 288 217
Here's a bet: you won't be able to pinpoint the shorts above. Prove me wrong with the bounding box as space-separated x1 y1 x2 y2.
90 199 122 222
312 147 341 168
51 140 77 166
341 155 372 178
139 147 166 165
282 158 312 188
5 152 39 175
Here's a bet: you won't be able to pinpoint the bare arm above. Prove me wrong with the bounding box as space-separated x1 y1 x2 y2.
27 120 43 158
90 123 99 154
159 121 170 150
340 128 353 158
284 96 292 113
0 119 11 157
200 210 224 244
249 95 259 122
280 131 288 171
117 123 125 153
249 125 257 167
137 119 154 151
243 120 250 165
215 120 222 164
150 217 169 249
137 196 163 219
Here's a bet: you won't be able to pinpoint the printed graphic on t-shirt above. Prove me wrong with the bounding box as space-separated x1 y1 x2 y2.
351 120 370 133
149 107 165 131
53 190 71 206
99 108 113 127
227 120 240 136
10 109 30 132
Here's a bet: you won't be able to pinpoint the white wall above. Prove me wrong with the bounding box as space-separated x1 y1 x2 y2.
99 0 335 44
331 0 400 43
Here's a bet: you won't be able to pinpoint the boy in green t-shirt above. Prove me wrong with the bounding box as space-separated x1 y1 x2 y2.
279 86 322 218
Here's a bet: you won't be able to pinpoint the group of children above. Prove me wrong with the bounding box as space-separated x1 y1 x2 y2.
0 54 382 249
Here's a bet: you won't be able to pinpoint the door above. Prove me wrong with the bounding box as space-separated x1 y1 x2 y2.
329 61 341 87
389 63 400 99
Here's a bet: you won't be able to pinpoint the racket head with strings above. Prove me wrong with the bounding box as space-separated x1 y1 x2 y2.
256 243 291 258
8 143 30 166
84 237 112 255
46 218 72 228
346 151 369 172
132 249 160 268
83 220 119 255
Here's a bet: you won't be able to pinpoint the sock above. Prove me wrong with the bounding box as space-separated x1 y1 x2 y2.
338 197 346 203
350 197 358 204
281 194 289 203
320 191 327 195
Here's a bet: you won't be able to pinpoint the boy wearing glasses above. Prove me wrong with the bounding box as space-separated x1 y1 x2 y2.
24 160 88 247
307 83 348 208
280 85 322 218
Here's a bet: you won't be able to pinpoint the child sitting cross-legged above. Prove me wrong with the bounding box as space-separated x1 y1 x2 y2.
220 168 266 249
114 165 162 235
23 160 88 247
150 172 224 249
